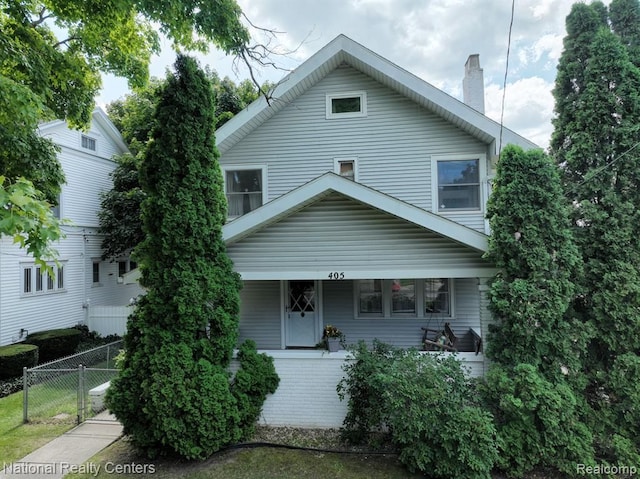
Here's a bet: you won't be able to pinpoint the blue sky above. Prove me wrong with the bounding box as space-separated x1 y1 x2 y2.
96 0 605 149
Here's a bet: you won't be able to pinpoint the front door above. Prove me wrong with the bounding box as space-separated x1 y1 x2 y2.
285 280 318 347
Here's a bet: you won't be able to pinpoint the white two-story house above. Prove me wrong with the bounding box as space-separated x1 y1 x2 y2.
0 109 143 346
216 35 538 427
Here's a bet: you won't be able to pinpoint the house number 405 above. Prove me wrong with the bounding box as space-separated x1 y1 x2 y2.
328 272 345 280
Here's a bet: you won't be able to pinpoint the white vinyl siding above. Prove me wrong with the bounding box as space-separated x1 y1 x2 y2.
226 193 492 280
237 281 282 349
219 65 488 232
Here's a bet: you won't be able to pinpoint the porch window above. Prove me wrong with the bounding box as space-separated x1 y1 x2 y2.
425 278 450 316
223 166 265 217
358 279 383 315
436 158 481 211
355 278 452 318
391 279 416 315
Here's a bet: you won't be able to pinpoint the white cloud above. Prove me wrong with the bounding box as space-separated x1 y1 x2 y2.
97 0 587 148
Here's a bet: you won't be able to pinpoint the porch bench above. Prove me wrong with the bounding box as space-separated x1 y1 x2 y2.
89 381 110 413
469 327 482 355
422 323 458 352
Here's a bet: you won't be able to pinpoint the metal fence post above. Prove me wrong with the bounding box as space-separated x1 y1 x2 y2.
77 364 85 424
23 367 28 423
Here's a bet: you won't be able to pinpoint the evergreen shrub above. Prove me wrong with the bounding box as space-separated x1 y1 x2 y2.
339 341 497 479
25 328 82 363
0 343 39 378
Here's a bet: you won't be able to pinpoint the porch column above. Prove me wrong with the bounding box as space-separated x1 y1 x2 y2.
478 277 492 376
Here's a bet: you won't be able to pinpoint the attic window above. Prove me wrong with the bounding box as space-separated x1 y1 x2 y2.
81 135 96 151
334 157 358 181
326 92 367 119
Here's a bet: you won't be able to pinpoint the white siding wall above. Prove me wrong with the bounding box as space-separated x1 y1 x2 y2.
221 65 489 231
238 281 282 349
227 193 491 279
234 350 485 428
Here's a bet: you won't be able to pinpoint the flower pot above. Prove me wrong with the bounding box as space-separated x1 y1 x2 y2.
326 338 341 352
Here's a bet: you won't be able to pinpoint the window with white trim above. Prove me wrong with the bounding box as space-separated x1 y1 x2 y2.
117 259 137 279
22 263 66 295
92 260 101 284
81 134 97 151
356 279 452 318
223 166 266 217
326 92 367 119
334 157 357 181
434 156 483 211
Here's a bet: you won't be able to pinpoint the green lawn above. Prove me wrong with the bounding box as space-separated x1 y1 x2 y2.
65 439 423 479
0 388 75 464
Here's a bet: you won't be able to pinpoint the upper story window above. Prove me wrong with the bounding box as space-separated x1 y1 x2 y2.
81 134 97 151
223 166 266 218
433 155 484 212
334 157 357 181
22 262 66 295
326 92 367 119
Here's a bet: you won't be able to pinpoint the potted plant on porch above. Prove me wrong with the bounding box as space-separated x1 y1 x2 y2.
323 325 344 352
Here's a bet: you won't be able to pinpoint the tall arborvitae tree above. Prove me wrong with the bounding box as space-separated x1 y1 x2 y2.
551 0 640 463
485 146 585 380
106 55 278 459
480 145 593 476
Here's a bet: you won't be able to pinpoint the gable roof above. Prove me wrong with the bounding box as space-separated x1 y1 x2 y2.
38 107 129 153
216 34 539 155
223 172 489 253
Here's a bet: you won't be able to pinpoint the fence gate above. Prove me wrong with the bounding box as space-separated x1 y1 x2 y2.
23 341 121 425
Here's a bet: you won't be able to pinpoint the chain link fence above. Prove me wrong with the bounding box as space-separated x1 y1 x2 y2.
23 340 122 425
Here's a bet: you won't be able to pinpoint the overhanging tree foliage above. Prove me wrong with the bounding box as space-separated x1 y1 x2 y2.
1 0 266 261
551 0 640 464
105 55 278 459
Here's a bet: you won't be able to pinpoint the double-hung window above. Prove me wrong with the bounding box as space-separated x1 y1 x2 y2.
434 156 484 211
223 166 266 218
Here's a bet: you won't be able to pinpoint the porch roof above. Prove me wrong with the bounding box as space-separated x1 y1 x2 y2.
223 173 495 280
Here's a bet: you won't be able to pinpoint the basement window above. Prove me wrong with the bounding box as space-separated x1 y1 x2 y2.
326 92 367 119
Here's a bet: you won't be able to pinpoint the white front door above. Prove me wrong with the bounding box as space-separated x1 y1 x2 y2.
285 280 319 347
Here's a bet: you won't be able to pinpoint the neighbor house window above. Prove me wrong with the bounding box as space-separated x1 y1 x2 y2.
22 263 66 295
334 157 357 181
435 157 482 211
223 166 266 217
117 259 137 279
81 134 97 151
326 92 367 119
92 261 101 284
356 279 452 318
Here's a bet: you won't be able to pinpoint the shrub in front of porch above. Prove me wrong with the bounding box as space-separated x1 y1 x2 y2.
338 341 497 479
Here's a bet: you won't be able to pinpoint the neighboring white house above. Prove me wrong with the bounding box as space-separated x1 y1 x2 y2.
0 108 143 346
215 35 539 426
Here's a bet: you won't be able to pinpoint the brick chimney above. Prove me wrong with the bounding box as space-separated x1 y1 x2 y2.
463 54 485 114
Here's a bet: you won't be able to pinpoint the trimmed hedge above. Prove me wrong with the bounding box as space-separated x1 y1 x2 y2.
25 328 82 363
0 344 39 378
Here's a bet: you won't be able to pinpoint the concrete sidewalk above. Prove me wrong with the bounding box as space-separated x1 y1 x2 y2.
0 413 122 479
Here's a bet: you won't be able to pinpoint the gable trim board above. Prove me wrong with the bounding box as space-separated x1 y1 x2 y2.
223 173 495 281
216 34 539 156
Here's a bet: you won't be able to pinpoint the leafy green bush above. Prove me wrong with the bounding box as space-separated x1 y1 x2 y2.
232 339 280 439
339 341 497 479
479 364 593 477
25 328 82 363
0 343 39 378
